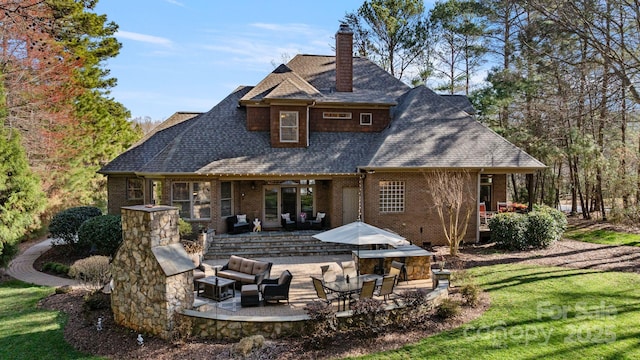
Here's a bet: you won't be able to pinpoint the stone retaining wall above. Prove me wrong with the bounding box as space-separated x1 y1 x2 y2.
183 279 449 340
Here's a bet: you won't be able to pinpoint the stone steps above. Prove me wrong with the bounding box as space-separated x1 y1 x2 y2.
204 231 355 259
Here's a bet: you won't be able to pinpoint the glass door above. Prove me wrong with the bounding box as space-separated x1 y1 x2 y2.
281 187 297 220
263 186 279 228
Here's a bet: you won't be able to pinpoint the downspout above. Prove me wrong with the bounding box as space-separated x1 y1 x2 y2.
477 169 482 243
306 101 315 147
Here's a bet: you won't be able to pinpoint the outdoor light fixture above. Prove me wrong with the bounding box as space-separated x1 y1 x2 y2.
137 334 144 346
250 181 256 190
96 317 103 331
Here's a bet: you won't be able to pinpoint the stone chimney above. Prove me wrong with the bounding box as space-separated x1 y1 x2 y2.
335 23 353 92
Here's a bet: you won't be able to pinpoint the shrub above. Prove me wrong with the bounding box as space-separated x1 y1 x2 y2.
69 255 111 290
489 212 528 250
178 218 193 239
349 297 387 336
436 298 461 320
533 204 567 240
526 211 557 248
460 283 481 307
0 241 19 269
49 206 102 246
42 262 69 275
77 215 122 257
83 290 110 311
303 301 337 349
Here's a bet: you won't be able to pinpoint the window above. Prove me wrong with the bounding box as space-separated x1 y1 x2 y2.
360 113 372 125
172 182 211 219
127 178 143 200
323 112 352 119
279 111 299 142
379 181 405 213
220 182 232 217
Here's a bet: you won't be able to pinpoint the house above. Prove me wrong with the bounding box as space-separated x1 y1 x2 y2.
99 25 545 245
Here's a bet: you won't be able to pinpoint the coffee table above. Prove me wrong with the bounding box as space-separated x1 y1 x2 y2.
195 276 236 301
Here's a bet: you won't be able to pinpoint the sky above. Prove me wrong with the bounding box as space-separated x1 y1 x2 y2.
94 0 438 121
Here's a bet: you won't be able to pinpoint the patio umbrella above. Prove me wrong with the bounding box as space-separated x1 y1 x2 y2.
312 221 409 275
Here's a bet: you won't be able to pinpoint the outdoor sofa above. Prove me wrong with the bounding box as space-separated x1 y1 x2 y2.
226 215 251 234
217 255 272 285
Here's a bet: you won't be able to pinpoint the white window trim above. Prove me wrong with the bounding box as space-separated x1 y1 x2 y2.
323 112 352 119
360 113 372 126
279 111 299 143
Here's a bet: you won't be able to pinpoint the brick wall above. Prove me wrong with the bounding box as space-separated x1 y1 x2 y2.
335 24 353 92
246 106 270 131
362 171 479 246
106 175 144 215
309 108 390 132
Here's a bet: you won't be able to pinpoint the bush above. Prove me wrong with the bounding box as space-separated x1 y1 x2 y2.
489 212 528 250
0 241 19 269
526 211 557 248
303 301 337 349
533 205 567 240
49 206 102 247
83 290 110 311
460 283 481 307
436 298 461 319
178 218 193 239
77 215 122 257
69 255 111 290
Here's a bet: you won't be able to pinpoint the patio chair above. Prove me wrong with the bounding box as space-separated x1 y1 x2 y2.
497 201 509 213
479 202 492 225
321 264 339 283
260 270 293 304
312 276 338 305
308 212 326 230
349 279 376 306
375 275 397 302
280 213 296 231
385 261 405 285
340 260 357 279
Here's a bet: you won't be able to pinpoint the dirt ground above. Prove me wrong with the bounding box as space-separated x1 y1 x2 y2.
10 218 640 359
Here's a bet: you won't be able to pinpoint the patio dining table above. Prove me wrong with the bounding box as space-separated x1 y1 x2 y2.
322 274 383 311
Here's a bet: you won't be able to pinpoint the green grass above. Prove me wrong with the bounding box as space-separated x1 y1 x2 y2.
565 228 640 247
357 264 640 359
0 280 101 360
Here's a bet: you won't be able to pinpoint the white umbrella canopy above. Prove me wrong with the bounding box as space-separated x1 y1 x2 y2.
312 221 409 247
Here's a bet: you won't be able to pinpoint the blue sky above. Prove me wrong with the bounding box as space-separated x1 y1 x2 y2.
95 0 439 121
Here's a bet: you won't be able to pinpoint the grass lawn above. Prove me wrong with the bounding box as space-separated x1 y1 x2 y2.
0 280 101 360
358 264 640 360
564 228 640 247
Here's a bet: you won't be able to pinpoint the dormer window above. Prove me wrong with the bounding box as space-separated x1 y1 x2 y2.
280 111 299 143
360 113 372 126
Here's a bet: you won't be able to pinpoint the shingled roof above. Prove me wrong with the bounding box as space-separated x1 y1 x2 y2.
100 55 544 175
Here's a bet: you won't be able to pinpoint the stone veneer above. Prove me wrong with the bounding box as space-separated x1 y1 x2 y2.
357 255 432 280
111 205 194 340
182 278 450 340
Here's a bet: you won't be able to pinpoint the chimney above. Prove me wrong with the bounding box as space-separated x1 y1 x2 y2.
335 23 353 92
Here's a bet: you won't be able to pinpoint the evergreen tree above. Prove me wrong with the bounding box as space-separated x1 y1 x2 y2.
0 77 45 266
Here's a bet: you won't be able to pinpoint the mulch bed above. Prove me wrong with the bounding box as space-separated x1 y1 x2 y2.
7 218 640 359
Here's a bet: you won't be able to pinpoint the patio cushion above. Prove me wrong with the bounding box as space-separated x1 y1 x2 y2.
228 255 243 272
240 259 256 274
252 261 270 275
237 214 247 224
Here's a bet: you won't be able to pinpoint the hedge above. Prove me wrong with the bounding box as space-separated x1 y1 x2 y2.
489 205 566 250
77 215 122 257
49 206 102 246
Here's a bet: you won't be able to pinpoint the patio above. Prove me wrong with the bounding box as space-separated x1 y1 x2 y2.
194 254 434 317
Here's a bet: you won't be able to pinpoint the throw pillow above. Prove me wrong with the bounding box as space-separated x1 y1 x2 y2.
281 213 290 221
316 212 325 221
237 214 247 224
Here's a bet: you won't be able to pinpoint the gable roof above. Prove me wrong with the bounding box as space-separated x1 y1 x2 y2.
100 55 544 176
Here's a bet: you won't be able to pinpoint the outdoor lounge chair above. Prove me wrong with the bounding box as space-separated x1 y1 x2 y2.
280 213 296 231
321 264 339 283
308 212 326 229
312 276 338 306
260 270 293 304
375 275 397 302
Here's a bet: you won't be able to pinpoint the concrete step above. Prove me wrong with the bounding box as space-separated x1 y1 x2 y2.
204 232 356 260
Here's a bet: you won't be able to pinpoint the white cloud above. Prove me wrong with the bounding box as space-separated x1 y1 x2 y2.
250 23 318 37
116 31 173 47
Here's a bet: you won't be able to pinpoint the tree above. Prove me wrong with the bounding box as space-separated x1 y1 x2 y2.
0 75 45 266
429 0 489 95
428 170 475 256
344 0 431 81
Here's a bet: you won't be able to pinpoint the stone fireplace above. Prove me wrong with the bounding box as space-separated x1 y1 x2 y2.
111 205 195 339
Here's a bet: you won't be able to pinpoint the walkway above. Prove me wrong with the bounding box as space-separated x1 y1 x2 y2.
7 238 78 287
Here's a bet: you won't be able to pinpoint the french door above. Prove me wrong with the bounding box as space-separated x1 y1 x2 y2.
263 184 312 228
